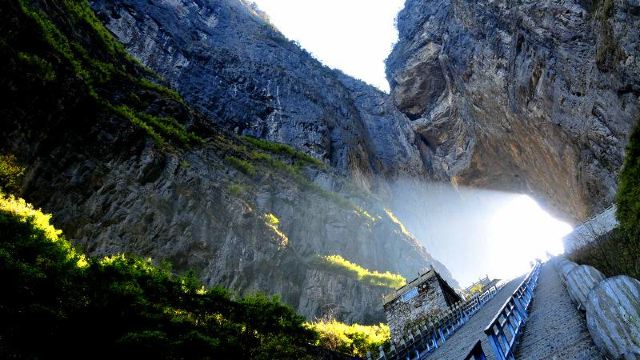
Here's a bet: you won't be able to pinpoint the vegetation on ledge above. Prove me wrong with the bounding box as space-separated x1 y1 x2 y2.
305 320 390 358
240 135 325 168
315 254 407 289
8 0 200 150
0 192 323 359
616 115 640 236
0 154 24 194
0 189 398 359
571 116 640 279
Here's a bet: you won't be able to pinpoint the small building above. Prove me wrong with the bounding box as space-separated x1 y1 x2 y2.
383 267 462 342
463 275 501 299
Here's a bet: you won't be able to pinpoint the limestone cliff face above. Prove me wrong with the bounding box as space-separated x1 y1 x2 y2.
0 0 459 325
89 0 427 192
387 0 640 221
5 86 441 324
30 140 434 324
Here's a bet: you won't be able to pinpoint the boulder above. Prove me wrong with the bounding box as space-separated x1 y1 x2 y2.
557 259 578 284
566 265 605 310
585 276 640 359
553 257 570 270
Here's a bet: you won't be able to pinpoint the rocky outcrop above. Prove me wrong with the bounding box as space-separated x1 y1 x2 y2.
566 265 605 309
556 258 640 359
585 276 640 359
89 0 428 192
387 0 640 221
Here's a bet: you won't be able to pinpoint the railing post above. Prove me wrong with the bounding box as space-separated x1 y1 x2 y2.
513 296 528 322
488 328 506 360
483 261 542 360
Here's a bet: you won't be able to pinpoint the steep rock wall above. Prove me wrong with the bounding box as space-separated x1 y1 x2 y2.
90 0 428 192
387 0 640 221
0 0 457 324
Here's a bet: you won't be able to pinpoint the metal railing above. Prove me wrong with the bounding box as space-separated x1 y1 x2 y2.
464 340 487 360
369 284 501 360
483 261 542 360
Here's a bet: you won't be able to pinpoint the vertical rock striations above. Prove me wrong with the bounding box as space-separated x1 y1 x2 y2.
0 0 457 324
89 0 428 191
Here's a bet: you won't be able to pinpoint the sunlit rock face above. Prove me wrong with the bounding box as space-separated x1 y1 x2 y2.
387 0 640 222
84 0 462 322
90 0 428 191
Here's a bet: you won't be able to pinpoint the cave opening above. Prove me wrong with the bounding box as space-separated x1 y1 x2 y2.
390 181 573 288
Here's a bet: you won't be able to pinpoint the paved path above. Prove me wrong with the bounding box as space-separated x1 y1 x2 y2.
514 262 604 360
421 275 524 360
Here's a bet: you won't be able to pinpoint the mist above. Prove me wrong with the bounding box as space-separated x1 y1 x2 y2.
388 179 572 287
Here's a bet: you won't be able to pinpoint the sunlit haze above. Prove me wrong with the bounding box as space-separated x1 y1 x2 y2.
247 1 575 288
251 0 405 92
485 195 572 282
390 181 573 288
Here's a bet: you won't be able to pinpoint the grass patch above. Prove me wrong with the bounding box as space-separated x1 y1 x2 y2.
227 183 249 195
593 0 623 71
569 228 639 279
241 136 324 167
17 52 56 81
305 320 390 358
225 156 256 176
384 209 412 237
16 0 198 149
138 78 185 105
0 154 25 194
314 255 406 289
264 213 288 248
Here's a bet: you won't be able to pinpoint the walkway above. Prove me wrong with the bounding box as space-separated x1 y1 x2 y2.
514 262 604 359
422 275 524 360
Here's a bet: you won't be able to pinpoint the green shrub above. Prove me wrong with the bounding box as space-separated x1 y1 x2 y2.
0 192 319 358
265 212 280 226
241 135 324 167
305 320 390 358
315 255 406 289
616 116 640 235
573 117 640 279
0 154 25 194
225 156 257 176
570 228 639 279
17 52 56 81
15 0 198 149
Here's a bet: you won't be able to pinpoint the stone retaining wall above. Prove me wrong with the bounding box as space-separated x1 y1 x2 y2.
554 257 640 359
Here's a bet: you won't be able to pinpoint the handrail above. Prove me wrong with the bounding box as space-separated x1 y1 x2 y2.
369 284 502 360
464 340 487 360
483 261 542 360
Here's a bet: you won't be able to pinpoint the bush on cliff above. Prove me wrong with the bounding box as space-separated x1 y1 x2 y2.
571 117 640 278
316 254 407 289
616 116 640 236
0 192 319 359
306 320 390 358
